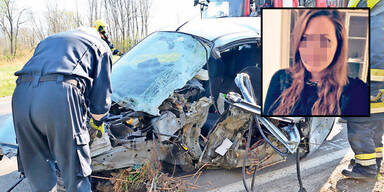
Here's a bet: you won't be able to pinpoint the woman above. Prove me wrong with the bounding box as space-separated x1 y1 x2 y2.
264 9 368 116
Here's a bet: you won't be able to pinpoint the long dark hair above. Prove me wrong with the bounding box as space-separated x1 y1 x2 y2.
273 10 348 115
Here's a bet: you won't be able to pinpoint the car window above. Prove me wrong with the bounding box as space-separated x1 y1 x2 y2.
208 42 261 106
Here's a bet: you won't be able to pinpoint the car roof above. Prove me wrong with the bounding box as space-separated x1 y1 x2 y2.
176 17 261 47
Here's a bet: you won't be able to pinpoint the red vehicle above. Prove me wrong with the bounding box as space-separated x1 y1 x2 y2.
273 0 339 7
274 0 299 7
194 0 262 18
194 0 339 18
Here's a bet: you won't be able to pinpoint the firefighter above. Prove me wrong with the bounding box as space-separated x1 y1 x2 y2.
11 27 112 191
342 0 384 180
93 19 123 56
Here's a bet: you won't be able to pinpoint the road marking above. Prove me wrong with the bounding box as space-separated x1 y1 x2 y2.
208 148 351 192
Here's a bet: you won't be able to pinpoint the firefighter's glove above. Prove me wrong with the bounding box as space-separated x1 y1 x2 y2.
112 49 123 56
89 117 104 138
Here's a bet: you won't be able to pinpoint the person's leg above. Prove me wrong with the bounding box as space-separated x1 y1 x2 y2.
32 81 91 192
371 8 384 178
373 120 384 174
343 118 377 178
12 82 57 191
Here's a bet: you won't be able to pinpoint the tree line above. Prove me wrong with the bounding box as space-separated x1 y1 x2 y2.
0 0 150 57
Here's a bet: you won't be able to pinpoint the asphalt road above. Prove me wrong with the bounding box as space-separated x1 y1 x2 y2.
0 96 380 192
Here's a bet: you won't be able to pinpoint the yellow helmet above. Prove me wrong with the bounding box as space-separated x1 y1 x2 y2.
93 19 107 33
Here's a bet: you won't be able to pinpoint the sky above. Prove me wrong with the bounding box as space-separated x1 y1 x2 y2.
16 0 201 34
149 0 201 32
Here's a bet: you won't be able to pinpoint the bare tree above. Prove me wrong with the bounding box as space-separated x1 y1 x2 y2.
46 0 78 35
46 0 63 34
17 11 42 50
88 0 102 26
28 11 46 42
74 0 84 27
138 0 150 39
102 0 150 52
0 0 26 56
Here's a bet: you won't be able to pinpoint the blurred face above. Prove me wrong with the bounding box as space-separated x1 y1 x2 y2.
299 16 338 74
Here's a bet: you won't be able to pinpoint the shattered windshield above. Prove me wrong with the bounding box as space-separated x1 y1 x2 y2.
203 0 243 18
111 32 209 115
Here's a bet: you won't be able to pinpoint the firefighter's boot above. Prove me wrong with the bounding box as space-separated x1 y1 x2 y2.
348 158 382 171
342 163 377 179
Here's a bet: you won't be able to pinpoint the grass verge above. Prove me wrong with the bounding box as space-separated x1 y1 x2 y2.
0 50 33 97
0 64 23 97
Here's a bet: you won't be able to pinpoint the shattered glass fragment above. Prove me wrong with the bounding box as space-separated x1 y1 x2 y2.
111 32 209 115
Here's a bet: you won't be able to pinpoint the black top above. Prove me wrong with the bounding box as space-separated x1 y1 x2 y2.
263 69 369 116
15 27 113 114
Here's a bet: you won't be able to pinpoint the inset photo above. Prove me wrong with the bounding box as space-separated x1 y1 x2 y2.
262 8 369 116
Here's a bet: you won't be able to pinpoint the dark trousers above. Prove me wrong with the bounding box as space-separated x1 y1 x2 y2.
12 79 92 192
346 117 384 166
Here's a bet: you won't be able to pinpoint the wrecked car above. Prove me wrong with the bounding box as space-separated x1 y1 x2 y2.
88 16 335 174
0 16 335 191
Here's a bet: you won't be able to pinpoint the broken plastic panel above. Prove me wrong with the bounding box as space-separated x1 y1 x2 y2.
111 32 209 115
308 117 335 156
